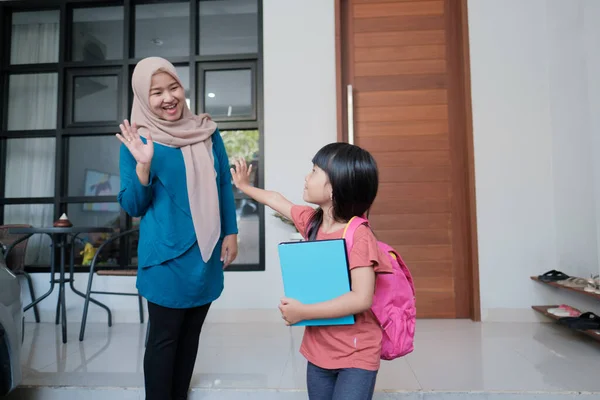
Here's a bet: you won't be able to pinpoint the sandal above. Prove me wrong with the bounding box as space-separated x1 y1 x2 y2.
557 277 588 288
548 305 581 317
590 275 600 295
538 270 570 282
584 275 598 293
558 312 600 331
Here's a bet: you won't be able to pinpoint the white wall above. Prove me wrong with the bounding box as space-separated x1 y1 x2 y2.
212 0 337 319
21 0 337 324
547 0 598 278
469 0 600 321
584 0 600 280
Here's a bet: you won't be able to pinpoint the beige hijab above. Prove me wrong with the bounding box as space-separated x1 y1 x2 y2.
131 57 220 263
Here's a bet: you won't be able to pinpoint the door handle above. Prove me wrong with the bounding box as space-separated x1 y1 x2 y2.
347 84 354 145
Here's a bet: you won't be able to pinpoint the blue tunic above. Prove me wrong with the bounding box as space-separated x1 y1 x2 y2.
117 129 238 308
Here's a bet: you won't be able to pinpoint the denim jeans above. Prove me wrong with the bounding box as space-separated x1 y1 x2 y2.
306 361 378 400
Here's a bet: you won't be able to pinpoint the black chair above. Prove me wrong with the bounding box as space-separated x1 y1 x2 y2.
79 228 144 341
0 224 40 323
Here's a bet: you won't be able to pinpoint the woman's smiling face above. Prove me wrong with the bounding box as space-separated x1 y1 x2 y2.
148 71 185 121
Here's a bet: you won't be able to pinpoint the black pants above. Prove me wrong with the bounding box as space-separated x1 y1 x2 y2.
144 301 212 400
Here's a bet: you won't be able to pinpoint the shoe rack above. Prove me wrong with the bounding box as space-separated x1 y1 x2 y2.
531 276 600 342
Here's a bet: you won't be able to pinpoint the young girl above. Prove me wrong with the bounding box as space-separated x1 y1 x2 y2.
231 142 392 400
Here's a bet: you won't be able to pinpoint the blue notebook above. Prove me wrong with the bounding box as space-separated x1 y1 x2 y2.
278 239 355 326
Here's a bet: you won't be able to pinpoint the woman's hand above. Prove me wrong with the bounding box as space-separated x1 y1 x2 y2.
279 297 306 326
116 119 154 166
221 234 238 269
230 158 253 190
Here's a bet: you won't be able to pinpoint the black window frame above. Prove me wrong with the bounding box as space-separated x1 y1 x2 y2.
197 61 257 122
65 67 123 127
0 0 265 272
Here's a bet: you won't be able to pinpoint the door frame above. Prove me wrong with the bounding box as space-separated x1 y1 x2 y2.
334 0 481 321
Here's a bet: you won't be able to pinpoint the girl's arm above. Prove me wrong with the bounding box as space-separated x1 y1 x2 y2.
280 266 376 324
231 158 294 220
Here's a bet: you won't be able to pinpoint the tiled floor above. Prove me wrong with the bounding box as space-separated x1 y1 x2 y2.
15 319 600 394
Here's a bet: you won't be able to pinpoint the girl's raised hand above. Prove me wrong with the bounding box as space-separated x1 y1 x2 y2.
230 158 253 189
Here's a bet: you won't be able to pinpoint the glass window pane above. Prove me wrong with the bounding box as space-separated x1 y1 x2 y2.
67 203 120 266
3 204 54 266
8 74 58 130
10 10 59 64
199 0 258 56
221 129 259 165
5 138 56 198
67 203 121 225
221 130 260 265
174 66 191 110
71 6 124 62
233 198 259 265
135 2 189 59
131 217 141 265
68 136 121 197
203 69 252 119
73 75 119 123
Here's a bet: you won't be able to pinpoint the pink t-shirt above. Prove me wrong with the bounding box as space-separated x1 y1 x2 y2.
290 206 393 371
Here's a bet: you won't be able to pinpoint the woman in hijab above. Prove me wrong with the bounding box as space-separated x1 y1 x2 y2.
116 57 238 400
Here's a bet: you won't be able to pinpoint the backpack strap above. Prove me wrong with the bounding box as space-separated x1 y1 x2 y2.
381 244 416 297
342 216 369 255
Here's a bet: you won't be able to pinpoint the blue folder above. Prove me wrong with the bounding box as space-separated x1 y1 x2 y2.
278 239 355 326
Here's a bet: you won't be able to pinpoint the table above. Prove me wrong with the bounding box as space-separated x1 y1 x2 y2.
8 226 115 343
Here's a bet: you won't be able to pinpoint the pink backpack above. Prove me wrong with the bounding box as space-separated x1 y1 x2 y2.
343 216 416 360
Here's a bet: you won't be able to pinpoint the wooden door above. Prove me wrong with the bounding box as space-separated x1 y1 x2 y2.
336 0 479 319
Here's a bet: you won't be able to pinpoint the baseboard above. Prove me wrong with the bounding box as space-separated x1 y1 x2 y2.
24 308 283 324
30 306 582 325
24 308 146 324
481 308 549 322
